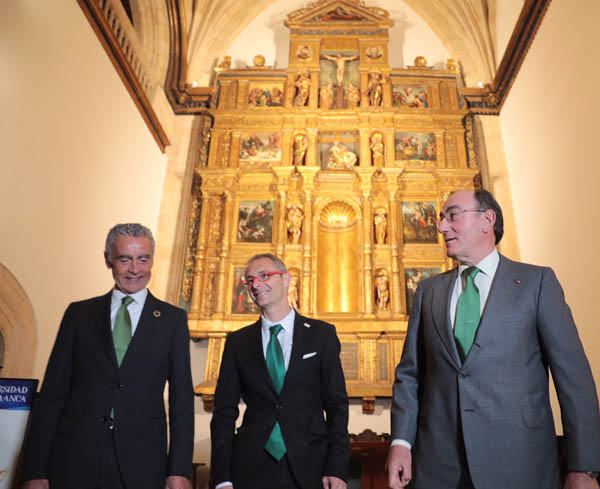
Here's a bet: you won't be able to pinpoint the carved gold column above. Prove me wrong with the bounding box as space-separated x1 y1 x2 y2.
213 191 234 316
277 189 287 257
362 193 374 314
388 187 402 313
309 71 319 109
190 190 212 315
229 131 241 168
306 129 318 167
359 129 371 167
382 72 392 107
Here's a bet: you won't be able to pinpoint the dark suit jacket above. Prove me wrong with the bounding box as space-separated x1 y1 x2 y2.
391 255 600 489
210 312 349 489
21 291 194 489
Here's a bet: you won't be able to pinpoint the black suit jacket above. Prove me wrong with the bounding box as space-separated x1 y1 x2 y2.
210 312 349 489
21 291 194 489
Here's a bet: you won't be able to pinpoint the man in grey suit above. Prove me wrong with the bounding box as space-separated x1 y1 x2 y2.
386 189 600 489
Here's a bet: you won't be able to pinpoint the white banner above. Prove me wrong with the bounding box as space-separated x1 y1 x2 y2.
0 379 38 489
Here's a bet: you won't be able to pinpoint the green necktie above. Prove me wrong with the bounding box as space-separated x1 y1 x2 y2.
265 324 286 460
454 266 481 361
113 296 134 366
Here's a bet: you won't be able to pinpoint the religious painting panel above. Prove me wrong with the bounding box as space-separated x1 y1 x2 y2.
404 267 441 313
394 132 436 161
401 202 438 244
247 82 284 107
236 200 274 243
392 86 429 108
239 133 282 163
318 131 360 169
231 266 260 315
319 50 360 109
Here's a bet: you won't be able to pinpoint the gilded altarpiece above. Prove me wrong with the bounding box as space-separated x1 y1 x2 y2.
180 0 480 412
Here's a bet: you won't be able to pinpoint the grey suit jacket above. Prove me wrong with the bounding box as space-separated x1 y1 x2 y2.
391 255 600 489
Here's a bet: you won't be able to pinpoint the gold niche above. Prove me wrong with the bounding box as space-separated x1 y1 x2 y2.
180 0 480 412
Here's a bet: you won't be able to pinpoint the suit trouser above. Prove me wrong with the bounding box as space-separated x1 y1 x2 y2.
235 453 302 489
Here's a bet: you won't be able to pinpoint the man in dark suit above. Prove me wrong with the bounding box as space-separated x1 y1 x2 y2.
21 223 194 489
211 253 349 489
386 190 600 489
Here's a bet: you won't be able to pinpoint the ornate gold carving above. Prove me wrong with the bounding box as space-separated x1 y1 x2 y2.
186 0 480 405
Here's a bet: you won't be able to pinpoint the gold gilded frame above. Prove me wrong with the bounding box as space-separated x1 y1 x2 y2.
181 0 480 412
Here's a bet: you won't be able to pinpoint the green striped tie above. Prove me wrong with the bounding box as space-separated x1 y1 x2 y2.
454 266 481 361
113 296 134 366
265 324 286 460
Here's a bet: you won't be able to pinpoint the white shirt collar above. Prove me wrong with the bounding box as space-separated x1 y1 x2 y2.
458 248 499 277
111 287 148 306
261 307 295 335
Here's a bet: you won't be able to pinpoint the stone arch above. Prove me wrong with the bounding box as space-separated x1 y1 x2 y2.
0 263 37 378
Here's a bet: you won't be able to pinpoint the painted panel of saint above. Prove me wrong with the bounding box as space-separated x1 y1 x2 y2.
239 133 282 162
402 202 438 243
394 132 436 160
237 200 274 243
231 267 260 314
247 83 284 107
404 268 440 313
392 86 429 108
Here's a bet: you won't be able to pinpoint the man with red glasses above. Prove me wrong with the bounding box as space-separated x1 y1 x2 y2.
387 189 600 489
211 253 349 489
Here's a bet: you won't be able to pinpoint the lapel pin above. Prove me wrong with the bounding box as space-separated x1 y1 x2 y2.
515 279 521 285
303 322 311 328
153 310 161 317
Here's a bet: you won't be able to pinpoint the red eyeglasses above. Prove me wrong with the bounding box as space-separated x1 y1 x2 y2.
242 270 286 286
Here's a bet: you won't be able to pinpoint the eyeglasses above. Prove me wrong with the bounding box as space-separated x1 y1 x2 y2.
438 209 485 225
243 270 286 286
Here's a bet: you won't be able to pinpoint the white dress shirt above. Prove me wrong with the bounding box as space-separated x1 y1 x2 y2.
110 288 148 335
260 308 295 369
392 249 500 450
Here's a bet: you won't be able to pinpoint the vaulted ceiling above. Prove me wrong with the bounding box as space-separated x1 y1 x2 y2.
132 0 504 89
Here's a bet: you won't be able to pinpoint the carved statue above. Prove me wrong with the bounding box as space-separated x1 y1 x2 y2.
286 205 304 244
288 274 299 310
294 71 311 106
292 134 308 166
375 273 390 310
345 83 360 109
319 82 334 110
327 141 357 169
373 207 388 244
322 53 358 86
365 71 385 106
370 132 384 167
366 45 382 59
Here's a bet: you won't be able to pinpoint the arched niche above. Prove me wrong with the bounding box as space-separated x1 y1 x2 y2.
316 200 361 313
0 263 37 378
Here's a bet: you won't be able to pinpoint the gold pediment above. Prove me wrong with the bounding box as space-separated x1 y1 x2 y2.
285 0 393 29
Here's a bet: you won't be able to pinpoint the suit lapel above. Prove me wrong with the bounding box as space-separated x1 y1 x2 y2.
463 255 522 368
281 311 308 394
431 270 462 367
247 319 276 393
120 291 160 368
95 292 119 370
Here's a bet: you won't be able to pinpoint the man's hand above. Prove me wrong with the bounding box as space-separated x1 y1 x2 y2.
322 475 346 489
165 475 192 489
386 444 412 488
564 472 600 489
22 479 49 489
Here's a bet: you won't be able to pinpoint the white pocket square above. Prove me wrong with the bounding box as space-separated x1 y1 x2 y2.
303 352 317 359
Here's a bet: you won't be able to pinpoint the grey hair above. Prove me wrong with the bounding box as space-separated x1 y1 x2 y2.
104 223 155 259
244 253 287 276
473 189 504 244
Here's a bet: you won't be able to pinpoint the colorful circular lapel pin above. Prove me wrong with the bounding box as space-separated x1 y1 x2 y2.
153 310 161 317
